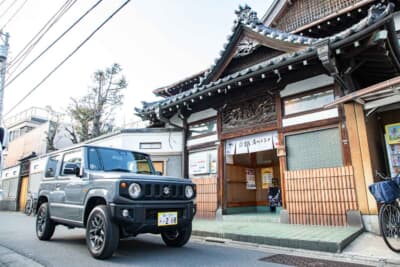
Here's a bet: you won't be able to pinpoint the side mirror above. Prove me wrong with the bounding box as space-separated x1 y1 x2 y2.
155 171 163 176
74 166 81 177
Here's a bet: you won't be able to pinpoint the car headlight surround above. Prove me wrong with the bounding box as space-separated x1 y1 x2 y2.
185 185 194 199
128 183 141 199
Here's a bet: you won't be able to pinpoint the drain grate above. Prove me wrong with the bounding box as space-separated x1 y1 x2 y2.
259 254 372 267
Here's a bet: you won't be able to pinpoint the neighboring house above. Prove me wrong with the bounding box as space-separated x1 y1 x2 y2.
0 165 19 211
0 107 72 211
136 1 400 231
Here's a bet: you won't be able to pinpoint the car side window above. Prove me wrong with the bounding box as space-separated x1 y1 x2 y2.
45 155 60 178
88 148 101 170
61 150 83 176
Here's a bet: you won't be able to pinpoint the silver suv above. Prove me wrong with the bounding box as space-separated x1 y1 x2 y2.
35 145 196 259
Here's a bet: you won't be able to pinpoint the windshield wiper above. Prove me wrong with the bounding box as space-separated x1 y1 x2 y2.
105 168 131 172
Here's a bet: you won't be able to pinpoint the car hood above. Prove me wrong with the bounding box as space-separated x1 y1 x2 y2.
88 171 191 184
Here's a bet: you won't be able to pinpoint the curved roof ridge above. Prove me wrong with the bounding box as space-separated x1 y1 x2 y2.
196 4 320 87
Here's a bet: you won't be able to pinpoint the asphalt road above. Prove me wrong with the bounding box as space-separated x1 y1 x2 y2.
0 212 287 267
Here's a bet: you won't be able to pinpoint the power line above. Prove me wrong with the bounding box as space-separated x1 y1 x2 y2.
4 0 131 117
0 0 18 21
5 0 103 88
0 0 8 9
1 0 28 30
7 0 75 72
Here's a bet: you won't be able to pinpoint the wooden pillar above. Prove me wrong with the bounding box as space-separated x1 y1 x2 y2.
275 94 287 209
217 111 225 211
344 103 378 215
182 118 189 178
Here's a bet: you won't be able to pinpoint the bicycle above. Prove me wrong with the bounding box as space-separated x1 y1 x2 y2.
24 192 37 216
369 171 400 252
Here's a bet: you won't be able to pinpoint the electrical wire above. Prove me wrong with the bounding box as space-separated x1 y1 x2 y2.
5 0 102 88
0 0 18 21
4 0 131 117
1 0 28 30
7 0 75 73
0 0 8 9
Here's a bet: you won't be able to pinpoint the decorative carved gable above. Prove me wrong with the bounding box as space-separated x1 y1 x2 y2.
222 94 276 131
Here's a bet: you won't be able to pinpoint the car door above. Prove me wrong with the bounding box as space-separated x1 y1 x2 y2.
46 154 64 218
59 149 88 223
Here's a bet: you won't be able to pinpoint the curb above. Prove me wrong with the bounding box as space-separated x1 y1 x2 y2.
191 235 400 267
0 245 43 267
193 230 360 253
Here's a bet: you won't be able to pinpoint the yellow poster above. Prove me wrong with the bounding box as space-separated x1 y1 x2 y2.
261 167 273 189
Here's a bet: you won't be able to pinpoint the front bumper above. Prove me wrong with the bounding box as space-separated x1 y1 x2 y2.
109 201 196 236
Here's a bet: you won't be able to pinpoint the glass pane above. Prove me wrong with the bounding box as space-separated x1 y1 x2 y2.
45 156 60 177
284 90 334 115
286 128 343 170
189 120 217 138
61 151 82 176
96 147 154 174
88 148 101 170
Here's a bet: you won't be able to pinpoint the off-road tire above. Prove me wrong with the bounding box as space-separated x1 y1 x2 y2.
36 202 56 240
161 223 192 247
86 205 119 259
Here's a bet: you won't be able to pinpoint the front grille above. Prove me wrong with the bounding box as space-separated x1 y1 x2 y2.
145 208 185 220
143 183 186 200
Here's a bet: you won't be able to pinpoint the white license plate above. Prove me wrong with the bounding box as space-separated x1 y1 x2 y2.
157 211 178 226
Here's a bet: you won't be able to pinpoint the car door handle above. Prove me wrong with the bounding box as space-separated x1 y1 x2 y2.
55 184 61 190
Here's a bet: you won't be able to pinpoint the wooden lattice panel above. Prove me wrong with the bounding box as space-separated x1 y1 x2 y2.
192 177 218 218
285 166 358 226
275 0 363 32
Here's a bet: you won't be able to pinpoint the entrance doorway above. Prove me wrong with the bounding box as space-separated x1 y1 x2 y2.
225 149 280 214
18 176 29 212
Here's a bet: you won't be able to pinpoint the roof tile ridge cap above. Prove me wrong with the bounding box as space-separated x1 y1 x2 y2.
329 3 394 42
198 4 260 87
244 23 319 44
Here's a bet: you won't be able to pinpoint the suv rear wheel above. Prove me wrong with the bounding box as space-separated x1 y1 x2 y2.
161 223 192 247
36 202 56 240
86 205 119 259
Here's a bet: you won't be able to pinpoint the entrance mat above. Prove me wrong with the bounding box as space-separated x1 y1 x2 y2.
259 254 372 267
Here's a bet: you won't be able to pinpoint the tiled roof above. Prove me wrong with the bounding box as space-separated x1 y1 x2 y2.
136 3 395 116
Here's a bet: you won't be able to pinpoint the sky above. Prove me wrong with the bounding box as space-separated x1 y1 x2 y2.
0 0 272 126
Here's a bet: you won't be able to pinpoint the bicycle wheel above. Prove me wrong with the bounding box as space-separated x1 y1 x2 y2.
379 203 400 252
25 198 32 216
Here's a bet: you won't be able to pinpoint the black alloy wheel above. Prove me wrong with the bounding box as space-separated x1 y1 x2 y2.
86 205 119 259
36 202 56 240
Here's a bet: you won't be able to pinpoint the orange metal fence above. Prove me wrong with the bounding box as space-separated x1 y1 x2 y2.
192 177 217 218
285 166 357 226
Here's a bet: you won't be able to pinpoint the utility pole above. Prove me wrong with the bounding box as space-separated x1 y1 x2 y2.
0 31 9 125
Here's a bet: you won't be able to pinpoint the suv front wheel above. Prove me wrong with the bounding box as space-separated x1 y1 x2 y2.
36 202 56 240
161 223 192 247
86 205 119 259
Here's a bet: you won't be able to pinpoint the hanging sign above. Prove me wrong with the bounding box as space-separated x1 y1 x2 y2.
225 131 278 155
246 168 256 190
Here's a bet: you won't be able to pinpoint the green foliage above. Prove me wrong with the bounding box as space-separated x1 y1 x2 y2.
67 63 127 143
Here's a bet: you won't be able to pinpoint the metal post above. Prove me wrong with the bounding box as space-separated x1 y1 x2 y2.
0 31 9 124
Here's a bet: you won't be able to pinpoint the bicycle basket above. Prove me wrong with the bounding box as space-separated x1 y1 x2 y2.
369 180 400 203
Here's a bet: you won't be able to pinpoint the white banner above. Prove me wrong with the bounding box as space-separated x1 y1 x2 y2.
225 131 278 155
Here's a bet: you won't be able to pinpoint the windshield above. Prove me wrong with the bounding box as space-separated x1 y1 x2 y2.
88 147 154 174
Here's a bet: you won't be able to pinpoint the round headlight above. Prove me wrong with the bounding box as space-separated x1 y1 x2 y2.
128 183 141 199
185 185 194 199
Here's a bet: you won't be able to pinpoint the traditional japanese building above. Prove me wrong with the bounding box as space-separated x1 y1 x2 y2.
136 0 400 232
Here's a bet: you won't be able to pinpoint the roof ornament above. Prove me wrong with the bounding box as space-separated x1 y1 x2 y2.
234 5 259 25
